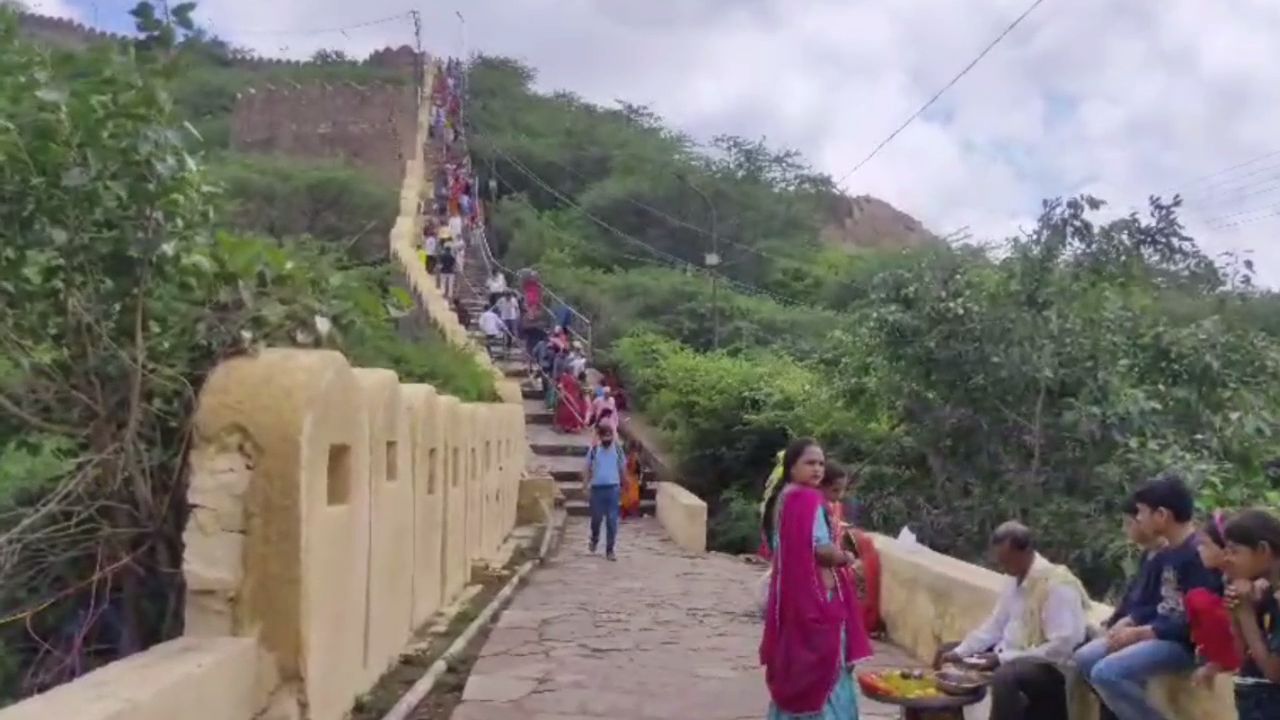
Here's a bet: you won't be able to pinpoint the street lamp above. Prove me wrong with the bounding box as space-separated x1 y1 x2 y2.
675 172 720 349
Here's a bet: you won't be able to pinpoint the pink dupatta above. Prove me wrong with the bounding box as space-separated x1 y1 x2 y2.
760 485 873 714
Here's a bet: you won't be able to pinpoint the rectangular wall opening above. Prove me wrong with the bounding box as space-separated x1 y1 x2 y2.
385 441 399 483
428 448 438 495
327 443 352 506
451 447 460 487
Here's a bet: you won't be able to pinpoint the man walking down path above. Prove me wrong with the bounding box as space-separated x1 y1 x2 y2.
422 223 439 276
497 292 521 351
478 305 505 360
583 423 625 561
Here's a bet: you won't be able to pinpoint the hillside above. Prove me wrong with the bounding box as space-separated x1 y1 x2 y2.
468 54 1280 599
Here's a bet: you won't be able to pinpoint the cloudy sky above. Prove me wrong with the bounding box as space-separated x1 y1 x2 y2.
35 0 1280 284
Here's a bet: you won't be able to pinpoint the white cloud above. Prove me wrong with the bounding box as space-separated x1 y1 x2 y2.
21 0 78 19
195 0 1280 283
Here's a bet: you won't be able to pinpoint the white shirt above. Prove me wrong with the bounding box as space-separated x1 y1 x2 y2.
448 215 463 239
497 296 520 321
478 310 504 337
952 554 1088 666
487 275 507 293
423 234 438 255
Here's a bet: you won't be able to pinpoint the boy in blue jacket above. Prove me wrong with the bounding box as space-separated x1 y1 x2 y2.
1079 473 1221 720
1073 499 1165 719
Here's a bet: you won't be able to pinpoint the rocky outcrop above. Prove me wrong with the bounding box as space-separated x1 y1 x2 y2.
820 194 939 250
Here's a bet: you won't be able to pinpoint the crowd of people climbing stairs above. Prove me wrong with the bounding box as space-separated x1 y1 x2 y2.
421 58 646 557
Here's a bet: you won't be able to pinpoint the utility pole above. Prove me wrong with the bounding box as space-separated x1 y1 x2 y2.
455 10 467 60
409 10 423 102
676 173 719 349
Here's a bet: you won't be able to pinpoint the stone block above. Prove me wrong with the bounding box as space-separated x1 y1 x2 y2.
656 482 707 554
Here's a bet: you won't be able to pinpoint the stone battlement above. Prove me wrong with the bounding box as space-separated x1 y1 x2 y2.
230 80 417 186
15 10 421 74
15 10 129 48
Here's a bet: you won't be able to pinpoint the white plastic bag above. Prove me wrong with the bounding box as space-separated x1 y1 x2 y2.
896 525 922 551
756 568 771 619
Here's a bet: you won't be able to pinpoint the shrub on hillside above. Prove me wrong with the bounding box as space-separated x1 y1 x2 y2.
209 153 397 257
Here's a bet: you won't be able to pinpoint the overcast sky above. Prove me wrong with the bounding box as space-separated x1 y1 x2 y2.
34 0 1280 284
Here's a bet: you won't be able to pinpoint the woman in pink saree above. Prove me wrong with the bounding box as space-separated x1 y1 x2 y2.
760 438 872 720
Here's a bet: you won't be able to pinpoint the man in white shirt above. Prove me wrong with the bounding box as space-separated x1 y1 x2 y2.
940 522 1090 720
486 270 507 307
496 293 520 353
422 225 439 275
478 306 505 359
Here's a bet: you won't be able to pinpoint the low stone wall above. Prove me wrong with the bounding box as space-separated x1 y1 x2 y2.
874 533 1234 720
617 415 708 553
0 60 529 720
0 638 263 720
657 482 707 554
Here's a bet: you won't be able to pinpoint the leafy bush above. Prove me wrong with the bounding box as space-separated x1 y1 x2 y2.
208 153 397 256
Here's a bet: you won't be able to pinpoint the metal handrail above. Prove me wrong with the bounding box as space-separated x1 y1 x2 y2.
445 58 594 357
457 270 592 427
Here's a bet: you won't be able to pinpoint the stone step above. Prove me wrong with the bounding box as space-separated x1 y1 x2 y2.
527 425 593 457
556 480 657 503
531 442 589 457
496 360 527 378
563 498 656 517
525 410 552 425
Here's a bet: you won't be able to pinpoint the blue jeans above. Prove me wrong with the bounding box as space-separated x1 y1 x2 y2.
1084 639 1195 720
589 484 620 554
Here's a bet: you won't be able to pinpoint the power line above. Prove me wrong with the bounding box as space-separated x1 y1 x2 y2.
1207 206 1280 231
485 145 809 308
1159 148 1280 197
212 10 413 38
833 0 1051 186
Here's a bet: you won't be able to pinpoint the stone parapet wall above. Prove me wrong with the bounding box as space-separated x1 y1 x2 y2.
0 57 530 720
618 415 708 553
230 81 418 187
656 482 707 554
0 637 266 720
874 533 1234 720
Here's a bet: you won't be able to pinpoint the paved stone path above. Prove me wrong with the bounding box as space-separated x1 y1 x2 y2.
451 518 928 720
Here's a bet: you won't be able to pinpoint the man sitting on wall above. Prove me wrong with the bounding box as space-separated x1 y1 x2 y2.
938 522 1091 720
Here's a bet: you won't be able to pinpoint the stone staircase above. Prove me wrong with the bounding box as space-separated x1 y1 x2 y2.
446 229 657 518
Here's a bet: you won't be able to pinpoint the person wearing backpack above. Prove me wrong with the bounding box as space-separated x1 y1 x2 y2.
583 422 625 561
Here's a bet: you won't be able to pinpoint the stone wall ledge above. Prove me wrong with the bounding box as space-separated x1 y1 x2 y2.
872 533 1235 720
656 481 707 554
0 637 263 720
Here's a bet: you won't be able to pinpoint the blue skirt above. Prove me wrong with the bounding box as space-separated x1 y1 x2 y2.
767 632 859 720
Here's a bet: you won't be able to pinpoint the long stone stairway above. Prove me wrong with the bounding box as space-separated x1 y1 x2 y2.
449 242 655 518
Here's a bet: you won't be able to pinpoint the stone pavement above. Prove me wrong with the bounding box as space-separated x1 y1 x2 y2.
451 517 927 720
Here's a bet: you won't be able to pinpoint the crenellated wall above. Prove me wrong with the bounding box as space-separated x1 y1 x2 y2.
230 81 418 186
0 58 528 720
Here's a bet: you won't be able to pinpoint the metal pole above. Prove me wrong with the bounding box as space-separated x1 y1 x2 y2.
455 11 467 60
675 173 719 349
